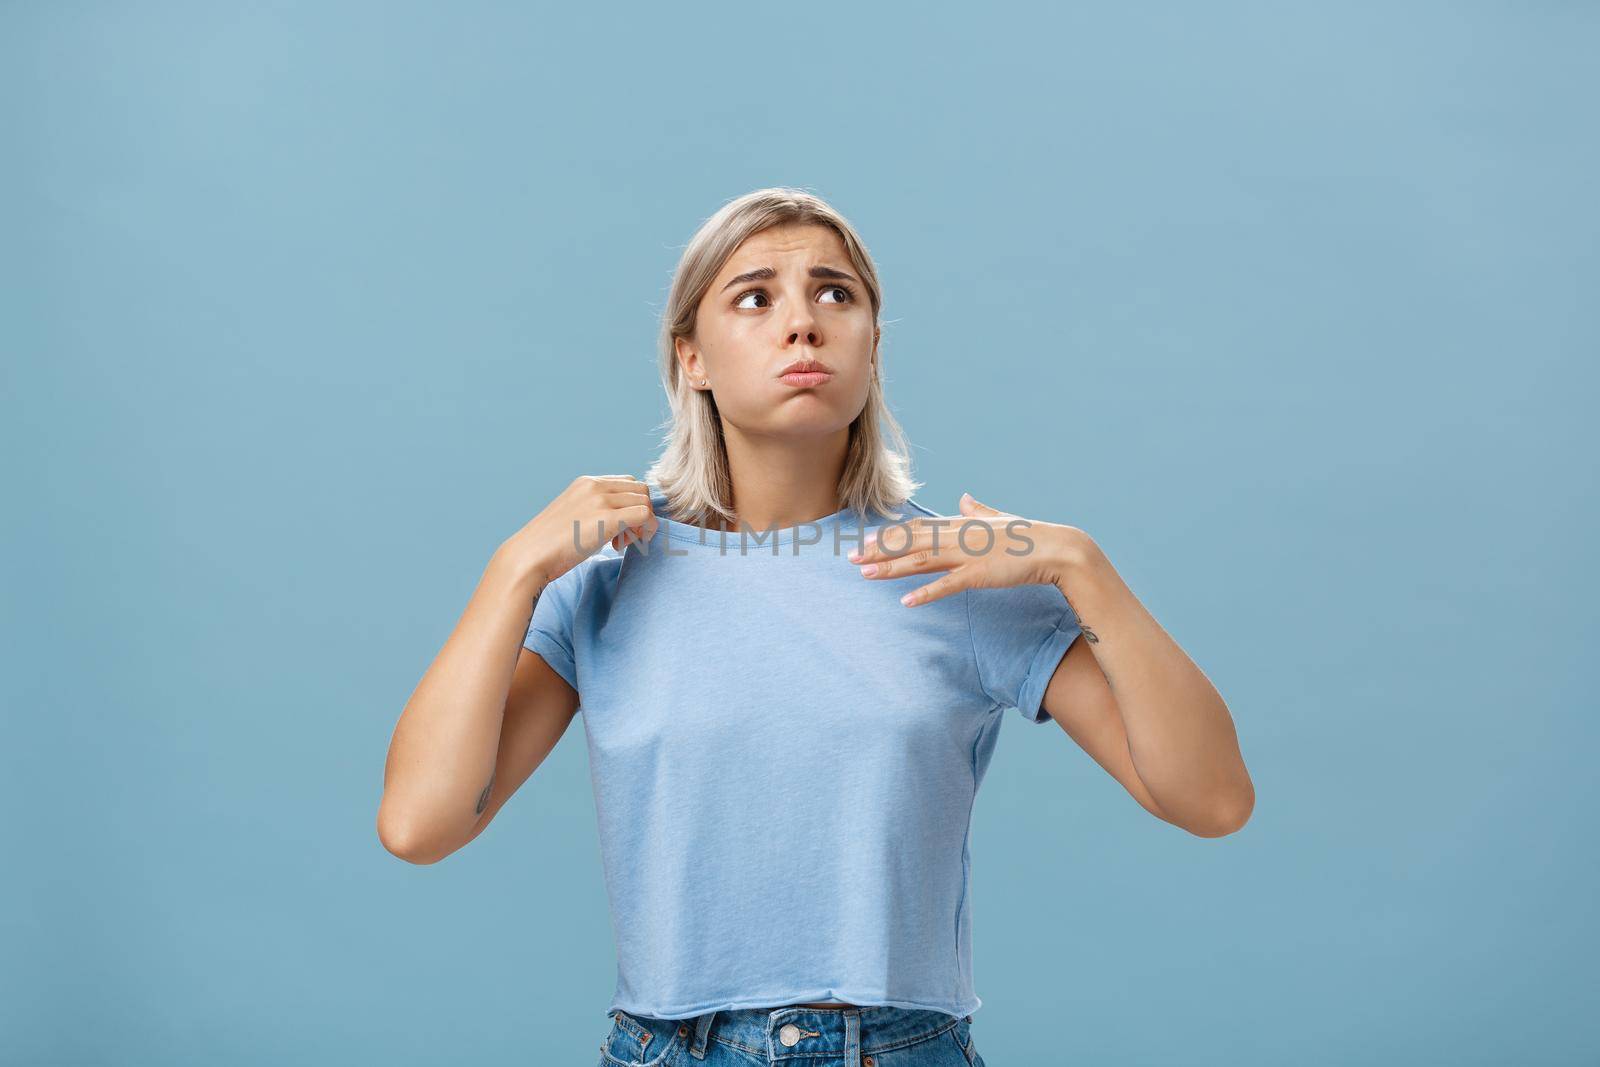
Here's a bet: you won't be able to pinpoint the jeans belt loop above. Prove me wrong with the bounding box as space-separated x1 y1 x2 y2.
688 1010 718 1060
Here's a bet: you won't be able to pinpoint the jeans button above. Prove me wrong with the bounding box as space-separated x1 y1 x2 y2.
779 1023 802 1047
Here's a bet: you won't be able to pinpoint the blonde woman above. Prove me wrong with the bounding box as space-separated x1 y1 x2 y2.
379 188 1254 1066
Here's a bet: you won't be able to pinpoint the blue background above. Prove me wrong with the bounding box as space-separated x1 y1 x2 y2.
4 3 1595 1064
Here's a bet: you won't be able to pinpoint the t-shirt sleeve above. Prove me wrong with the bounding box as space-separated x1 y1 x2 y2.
522 564 586 693
967 581 1083 723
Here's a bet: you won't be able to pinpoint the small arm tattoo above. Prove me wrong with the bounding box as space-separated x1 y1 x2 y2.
1060 591 1113 696
1062 591 1100 645
476 774 494 815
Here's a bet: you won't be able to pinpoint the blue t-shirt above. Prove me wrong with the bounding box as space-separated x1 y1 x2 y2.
523 487 1083 1019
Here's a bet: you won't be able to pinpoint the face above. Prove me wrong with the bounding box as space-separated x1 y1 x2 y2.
676 222 879 440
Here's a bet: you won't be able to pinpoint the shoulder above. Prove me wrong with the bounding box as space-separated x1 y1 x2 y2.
544 544 625 600
874 496 943 523
576 543 626 586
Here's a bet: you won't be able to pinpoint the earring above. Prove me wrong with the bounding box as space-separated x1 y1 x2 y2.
698 378 708 387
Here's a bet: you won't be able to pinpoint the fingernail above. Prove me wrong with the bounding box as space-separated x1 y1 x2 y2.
859 564 878 577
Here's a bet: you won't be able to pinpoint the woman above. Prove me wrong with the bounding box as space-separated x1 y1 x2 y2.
378 188 1254 1066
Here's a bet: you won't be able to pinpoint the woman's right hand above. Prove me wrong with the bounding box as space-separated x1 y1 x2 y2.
494 475 659 590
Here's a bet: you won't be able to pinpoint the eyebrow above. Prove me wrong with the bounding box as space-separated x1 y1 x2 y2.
719 264 860 293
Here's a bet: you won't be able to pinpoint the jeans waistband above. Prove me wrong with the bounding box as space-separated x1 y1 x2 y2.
677 1005 970 1062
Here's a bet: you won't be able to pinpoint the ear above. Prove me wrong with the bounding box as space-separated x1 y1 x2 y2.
959 492 1002 517
674 336 703 388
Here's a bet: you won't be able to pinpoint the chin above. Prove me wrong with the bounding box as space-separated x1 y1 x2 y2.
758 406 857 439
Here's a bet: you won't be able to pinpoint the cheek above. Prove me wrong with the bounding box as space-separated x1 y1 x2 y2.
845 317 877 354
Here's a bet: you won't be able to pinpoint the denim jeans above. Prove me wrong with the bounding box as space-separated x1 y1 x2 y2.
596 1004 986 1067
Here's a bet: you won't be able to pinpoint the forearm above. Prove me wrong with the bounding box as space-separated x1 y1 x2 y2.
377 548 546 863
1048 531 1253 835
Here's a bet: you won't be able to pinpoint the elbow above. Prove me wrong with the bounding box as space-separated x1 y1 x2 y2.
1186 782 1255 839
376 804 452 866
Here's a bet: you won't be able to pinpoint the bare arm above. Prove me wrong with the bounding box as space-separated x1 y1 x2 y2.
376 474 658 865
849 491 1252 838
446 645 580 856
376 552 562 865
1039 532 1254 838
1036 636 1179 827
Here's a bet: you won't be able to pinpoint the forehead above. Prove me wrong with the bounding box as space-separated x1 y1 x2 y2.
720 222 849 273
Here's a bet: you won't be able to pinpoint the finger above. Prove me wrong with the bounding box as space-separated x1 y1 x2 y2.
858 544 956 581
959 492 1002 517
602 486 652 506
900 570 967 607
591 476 649 494
587 475 651 501
581 474 645 497
609 505 660 548
852 515 975 564
612 520 647 550
848 518 925 563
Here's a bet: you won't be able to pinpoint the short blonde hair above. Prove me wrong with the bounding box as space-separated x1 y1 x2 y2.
645 187 920 529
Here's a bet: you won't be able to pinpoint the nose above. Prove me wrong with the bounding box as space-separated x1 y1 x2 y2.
784 316 820 348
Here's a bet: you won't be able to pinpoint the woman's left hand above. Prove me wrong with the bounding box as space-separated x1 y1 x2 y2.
849 492 1091 606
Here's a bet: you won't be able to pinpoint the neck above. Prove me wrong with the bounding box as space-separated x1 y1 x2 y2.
716 423 851 533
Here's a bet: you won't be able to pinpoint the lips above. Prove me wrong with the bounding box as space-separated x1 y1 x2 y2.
778 358 833 377
779 370 833 388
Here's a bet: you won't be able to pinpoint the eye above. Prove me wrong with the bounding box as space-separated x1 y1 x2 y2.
733 284 857 310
